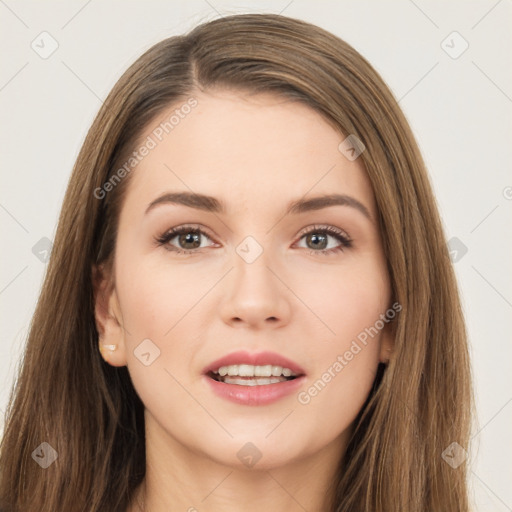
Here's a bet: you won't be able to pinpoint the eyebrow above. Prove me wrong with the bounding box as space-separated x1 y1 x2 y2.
145 191 373 221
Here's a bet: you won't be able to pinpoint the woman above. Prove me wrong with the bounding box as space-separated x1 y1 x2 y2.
0 13 472 512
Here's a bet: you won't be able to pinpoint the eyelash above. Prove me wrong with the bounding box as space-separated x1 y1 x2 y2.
153 224 353 256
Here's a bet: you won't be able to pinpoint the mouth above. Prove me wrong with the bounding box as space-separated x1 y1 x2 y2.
207 364 301 386
202 350 306 387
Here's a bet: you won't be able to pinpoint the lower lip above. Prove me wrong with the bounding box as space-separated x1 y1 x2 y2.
203 374 306 406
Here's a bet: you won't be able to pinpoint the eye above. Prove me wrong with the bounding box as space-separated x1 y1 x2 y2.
295 225 353 255
154 224 217 254
154 224 353 256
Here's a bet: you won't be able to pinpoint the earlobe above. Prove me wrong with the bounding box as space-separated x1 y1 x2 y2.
98 340 120 365
93 264 128 367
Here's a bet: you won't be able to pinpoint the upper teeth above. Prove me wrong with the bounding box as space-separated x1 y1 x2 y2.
214 364 297 377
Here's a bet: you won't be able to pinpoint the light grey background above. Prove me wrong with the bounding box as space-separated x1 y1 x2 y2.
1 1 511 510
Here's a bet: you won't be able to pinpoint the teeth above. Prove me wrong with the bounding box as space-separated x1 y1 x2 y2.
214 364 298 377
255 365 272 377
238 364 255 377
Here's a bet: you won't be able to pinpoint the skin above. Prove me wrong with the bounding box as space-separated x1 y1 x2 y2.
94 89 394 512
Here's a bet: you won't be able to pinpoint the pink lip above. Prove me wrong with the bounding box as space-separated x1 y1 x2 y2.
202 350 307 407
204 374 306 406
202 350 306 376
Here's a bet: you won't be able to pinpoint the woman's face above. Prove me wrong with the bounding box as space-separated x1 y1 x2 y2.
96 89 394 469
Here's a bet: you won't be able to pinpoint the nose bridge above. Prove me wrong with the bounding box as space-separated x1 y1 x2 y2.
219 234 291 328
234 236 274 288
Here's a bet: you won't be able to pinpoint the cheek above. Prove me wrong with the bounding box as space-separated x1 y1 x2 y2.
114 246 221 377
291 259 388 436
295 254 390 343
115 252 210 338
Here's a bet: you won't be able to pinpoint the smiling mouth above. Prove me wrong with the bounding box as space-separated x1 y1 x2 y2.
207 364 301 386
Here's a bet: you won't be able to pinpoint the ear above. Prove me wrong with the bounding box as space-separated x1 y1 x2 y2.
92 263 128 367
379 318 395 364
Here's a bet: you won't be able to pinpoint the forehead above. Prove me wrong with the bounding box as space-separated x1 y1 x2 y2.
123 89 377 218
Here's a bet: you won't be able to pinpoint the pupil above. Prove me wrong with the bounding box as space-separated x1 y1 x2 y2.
308 233 327 250
179 232 200 249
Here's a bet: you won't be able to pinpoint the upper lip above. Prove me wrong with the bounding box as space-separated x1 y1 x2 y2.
203 350 306 375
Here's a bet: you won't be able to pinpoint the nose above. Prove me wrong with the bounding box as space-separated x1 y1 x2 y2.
219 249 292 330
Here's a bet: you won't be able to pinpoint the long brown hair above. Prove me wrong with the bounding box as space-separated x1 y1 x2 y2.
0 13 472 511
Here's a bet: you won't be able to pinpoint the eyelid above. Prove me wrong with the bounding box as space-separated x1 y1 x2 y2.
296 224 351 240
